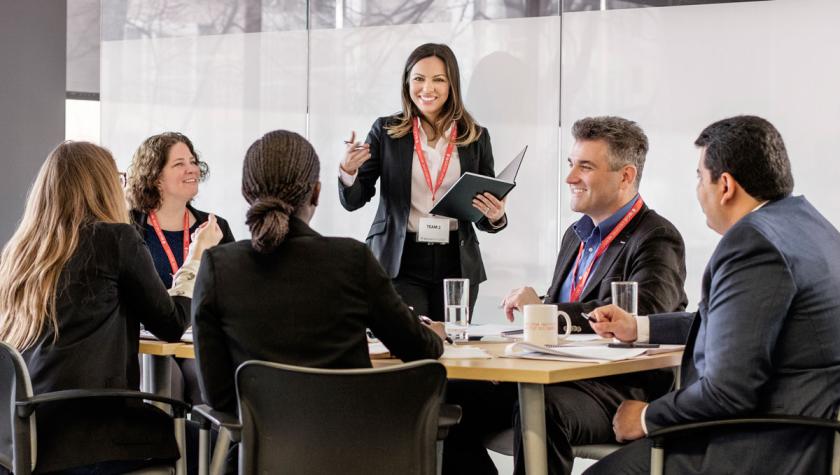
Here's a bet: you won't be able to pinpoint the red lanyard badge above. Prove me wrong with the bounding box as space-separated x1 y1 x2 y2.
568 197 644 302
412 117 458 201
148 210 191 275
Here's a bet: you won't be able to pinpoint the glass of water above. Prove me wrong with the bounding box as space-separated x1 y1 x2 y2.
611 281 638 316
443 278 470 341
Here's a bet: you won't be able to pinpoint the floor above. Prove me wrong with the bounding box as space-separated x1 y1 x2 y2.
488 452 596 474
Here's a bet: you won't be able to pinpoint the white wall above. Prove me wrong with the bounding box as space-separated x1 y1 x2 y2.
561 0 840 308
100 0 840 321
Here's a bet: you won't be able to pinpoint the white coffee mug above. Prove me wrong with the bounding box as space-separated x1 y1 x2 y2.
523 304 572 346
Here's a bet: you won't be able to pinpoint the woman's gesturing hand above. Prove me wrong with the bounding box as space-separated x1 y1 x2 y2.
339 130 371 175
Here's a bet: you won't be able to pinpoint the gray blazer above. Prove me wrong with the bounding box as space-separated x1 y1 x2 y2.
646 196 840 473
338 115 505 284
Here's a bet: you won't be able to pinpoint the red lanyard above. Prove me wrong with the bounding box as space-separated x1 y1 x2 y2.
148 210 191 275
412 117 458 201
568 197 644 302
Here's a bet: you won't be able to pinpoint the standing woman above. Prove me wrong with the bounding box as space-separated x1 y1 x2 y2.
339 43 507 322
125 132 235 405
0 141 221 474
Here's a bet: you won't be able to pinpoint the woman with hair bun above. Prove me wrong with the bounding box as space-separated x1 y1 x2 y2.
192 130 444 414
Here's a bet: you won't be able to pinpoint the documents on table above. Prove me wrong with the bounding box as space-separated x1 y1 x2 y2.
504 341 683 363
441 345 493 359
369 342 492 359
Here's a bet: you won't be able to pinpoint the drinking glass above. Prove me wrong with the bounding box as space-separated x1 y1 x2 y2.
443 278 469 341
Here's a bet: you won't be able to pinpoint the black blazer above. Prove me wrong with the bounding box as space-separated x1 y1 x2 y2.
338 115 506 284
546 204 688 332
644 196 840 473
130 203 236 246
192 217 444 413
21 222 190 472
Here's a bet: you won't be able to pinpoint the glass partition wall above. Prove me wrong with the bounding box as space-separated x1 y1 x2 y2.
101 0 840 323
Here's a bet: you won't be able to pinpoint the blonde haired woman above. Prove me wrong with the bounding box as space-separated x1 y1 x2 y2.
0 141 221 474
339 43 507 323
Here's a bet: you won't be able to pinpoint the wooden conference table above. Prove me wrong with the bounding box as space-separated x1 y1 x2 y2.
139 340 682 475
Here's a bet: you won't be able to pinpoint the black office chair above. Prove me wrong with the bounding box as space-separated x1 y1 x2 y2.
193 359 459 475
647 415 840 474
0 341 189 475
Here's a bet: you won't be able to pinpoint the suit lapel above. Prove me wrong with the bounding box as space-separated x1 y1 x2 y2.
395 133 414 205
457 142 475 173
578 205 648 301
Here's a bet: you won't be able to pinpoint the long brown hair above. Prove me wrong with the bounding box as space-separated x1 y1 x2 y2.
242 130 320 253
386 43 482 146
0 142 129 350
125 132 208 212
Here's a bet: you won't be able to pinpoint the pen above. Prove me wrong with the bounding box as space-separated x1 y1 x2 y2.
581 312 597 323
343 140 367 151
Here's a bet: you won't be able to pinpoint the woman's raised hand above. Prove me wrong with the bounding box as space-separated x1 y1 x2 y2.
339 131 371 175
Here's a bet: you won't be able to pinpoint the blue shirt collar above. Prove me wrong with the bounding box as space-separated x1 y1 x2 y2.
573 194 641 242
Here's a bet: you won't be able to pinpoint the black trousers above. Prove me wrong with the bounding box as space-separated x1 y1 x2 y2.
443 371 673 475
393 231 478 322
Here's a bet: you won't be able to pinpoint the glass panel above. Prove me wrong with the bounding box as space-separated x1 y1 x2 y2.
100 2 309 239
308 18 562 323
314 0 560 29
562 0 768 12
560 0 840 307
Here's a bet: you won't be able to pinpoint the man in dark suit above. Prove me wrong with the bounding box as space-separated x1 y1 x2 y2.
443 117 688 475
587 115 840 474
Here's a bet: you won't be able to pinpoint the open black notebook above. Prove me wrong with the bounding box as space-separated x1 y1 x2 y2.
429 145 527 222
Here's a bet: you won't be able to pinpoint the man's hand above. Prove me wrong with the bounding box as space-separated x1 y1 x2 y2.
501 287 542 322
613 400 648 443
589 304 638 342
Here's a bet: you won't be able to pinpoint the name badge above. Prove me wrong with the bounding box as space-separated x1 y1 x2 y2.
417 217 450 244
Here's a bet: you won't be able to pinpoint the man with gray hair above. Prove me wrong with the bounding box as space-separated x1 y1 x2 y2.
443 116 688 475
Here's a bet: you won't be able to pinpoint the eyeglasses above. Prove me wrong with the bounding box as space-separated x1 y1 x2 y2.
118 172 127 188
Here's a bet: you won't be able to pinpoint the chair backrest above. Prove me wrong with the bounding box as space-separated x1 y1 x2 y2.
235 359 446 475
0 341 36 473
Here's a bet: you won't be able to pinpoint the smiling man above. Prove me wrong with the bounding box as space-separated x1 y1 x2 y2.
443 116 688 475
587 115 840 474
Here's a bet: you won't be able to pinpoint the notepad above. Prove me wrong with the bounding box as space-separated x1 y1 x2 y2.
429 146 527 222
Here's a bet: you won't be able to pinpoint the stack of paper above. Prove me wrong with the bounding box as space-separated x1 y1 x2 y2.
504 341 682 363
441 345 493 359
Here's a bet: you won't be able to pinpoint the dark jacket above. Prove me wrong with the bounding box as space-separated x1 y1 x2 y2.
21 222 190 472
644 196 840 474
338 115 505 284
547 204 689 332
192 217 444 413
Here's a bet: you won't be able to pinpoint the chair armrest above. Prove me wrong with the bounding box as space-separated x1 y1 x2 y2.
648 415 840 446
437 404 463 441
192 404 242 442
16 389 190 418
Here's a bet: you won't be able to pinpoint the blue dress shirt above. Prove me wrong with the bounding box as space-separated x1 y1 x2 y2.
558 194 640 302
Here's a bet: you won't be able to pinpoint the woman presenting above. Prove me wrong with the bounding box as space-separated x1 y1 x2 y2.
339 43 507 322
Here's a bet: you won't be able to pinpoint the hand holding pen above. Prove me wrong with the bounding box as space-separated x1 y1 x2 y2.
583 306 657 347
339 130 371 175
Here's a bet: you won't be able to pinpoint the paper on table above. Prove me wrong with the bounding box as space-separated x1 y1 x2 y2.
504 341 680 362
368 342 390 359
467 323 521 338
441 345 493 359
